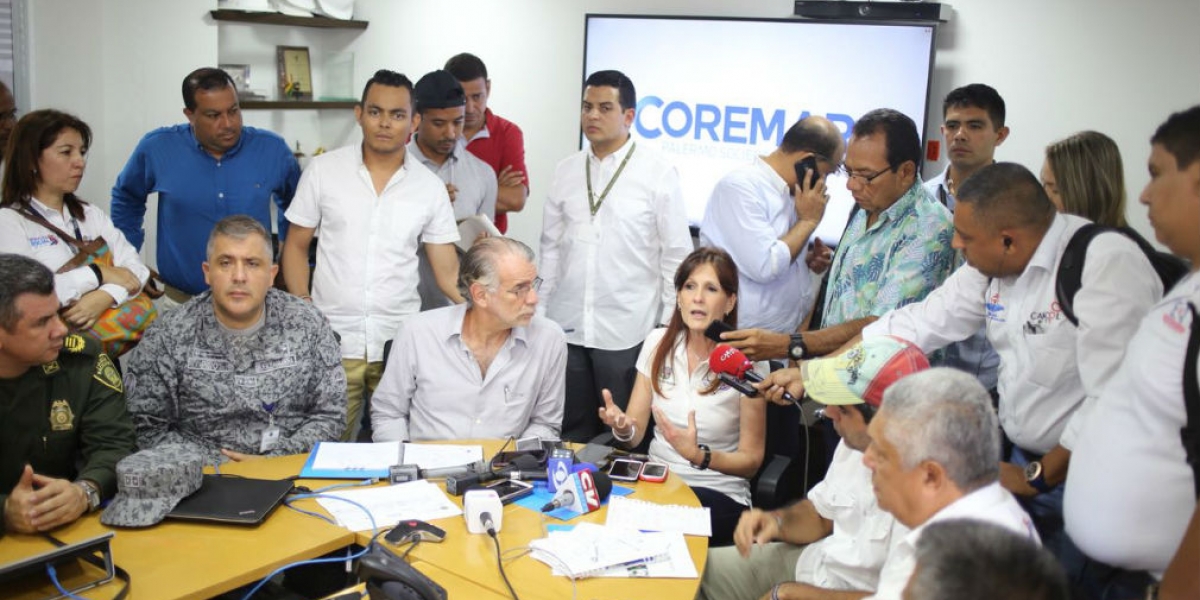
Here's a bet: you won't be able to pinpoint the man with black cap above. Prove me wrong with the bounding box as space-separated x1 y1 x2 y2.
408 69 497 310
0 254 136 534
700 336 925 600
282 70 462 441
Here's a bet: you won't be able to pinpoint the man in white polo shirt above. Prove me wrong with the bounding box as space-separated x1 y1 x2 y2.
1065 105 1200 600
281 70 463 441
864 368 1038 600
699 336 928 600
860 163 1161 569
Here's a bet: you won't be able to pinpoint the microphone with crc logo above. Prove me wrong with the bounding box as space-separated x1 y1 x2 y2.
708 344 802 408
540 470 613 515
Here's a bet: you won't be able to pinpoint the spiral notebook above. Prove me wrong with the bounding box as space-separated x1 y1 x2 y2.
603 495 712 537
528 523 673 578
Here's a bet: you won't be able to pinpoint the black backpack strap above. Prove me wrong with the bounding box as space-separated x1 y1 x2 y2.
1183 302 1200 498
1055 224 1102 327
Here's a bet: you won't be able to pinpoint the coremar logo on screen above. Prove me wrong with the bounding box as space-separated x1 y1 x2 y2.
635 95 854 145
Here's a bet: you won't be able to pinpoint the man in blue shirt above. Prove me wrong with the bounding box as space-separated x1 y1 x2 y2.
111 67 300 305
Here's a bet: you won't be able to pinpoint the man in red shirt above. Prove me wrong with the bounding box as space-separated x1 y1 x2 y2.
445 53 528 234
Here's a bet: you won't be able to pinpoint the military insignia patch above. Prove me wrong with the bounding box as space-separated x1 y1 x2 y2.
94 354 124 393
42 361 60 375
49 399 74 431
63 334 86 353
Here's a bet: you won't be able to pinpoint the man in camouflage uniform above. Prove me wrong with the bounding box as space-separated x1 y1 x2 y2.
0 254 136 534
126 216 345 463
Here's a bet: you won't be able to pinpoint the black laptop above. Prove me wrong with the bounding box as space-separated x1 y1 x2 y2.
167 475 294 526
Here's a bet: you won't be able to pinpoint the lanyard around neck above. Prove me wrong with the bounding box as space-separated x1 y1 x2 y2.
585 142 637 217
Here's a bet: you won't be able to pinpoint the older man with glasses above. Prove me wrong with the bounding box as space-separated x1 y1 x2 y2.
371 237 567 442
719 109 956 363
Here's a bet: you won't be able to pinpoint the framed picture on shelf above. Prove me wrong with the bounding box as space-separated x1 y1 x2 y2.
219 64 250 92
276 46 313 101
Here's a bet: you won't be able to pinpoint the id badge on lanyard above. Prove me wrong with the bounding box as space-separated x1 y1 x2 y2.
260 401 281 453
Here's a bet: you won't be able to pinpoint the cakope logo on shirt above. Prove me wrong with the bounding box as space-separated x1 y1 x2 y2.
1163 299 1193 334
985 291 1007 323
1025 301 1064 334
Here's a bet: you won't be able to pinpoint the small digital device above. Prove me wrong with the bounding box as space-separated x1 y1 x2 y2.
793 155 819 188
388 464 420 484
515 436 542 452
482 478 534 504
385 519 447 545
704 319 734 343
607 458 645 482
639 462 669 483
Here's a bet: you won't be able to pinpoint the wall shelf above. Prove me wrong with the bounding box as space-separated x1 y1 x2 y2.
240 100 357 110
210 9 368 30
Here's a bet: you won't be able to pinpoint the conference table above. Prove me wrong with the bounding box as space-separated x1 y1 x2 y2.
0 440 708 599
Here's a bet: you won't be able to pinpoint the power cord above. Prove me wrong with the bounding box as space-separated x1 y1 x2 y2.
45 563 88 600
240 493 379 600
481 512 520 600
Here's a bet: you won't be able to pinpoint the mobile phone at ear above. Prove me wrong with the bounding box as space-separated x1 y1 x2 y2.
704 319 734 343
793 156 819 188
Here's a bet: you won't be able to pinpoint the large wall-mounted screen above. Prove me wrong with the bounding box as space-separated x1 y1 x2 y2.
584 15 937 241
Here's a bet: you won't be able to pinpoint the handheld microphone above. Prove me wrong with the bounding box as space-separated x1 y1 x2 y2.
540 470 613 515
709 344 801 407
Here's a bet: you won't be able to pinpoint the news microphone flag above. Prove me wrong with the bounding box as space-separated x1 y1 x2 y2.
541 470 613 515
709 344 800 406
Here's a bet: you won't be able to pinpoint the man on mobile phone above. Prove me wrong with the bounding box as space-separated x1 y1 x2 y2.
699 116 843 336
716 110 956 363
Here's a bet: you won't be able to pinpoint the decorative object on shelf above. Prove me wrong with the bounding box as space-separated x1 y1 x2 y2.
320 51 356 102
276 46 313 101
218 0 273 12
271 0 315 17
219 63 267 102
313 0 355 20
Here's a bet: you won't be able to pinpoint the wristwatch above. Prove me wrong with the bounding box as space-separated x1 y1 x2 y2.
788 333 808 361
74 480 101 513
1024 460 1052 494
691 444 712 471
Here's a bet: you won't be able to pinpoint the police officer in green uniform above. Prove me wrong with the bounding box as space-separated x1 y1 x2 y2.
0 254 136 534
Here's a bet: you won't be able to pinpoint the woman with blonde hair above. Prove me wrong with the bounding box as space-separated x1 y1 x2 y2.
1039 130 1128 227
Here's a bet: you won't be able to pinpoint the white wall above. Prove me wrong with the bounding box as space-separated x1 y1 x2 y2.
24 0 1200 258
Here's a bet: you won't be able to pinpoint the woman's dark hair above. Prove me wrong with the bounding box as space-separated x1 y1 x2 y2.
650 247 739 398
1 109 92 221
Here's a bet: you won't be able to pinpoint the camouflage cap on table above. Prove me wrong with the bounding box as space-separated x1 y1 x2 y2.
100 442 206 528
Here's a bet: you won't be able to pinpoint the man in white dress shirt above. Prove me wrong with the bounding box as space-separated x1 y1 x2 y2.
699 116 843 334
861 162 1161 567
281 70 462 441
1064 105 1200 600
406 70 497 311
371 237 566 442
699 336 928 600
863 368 1038 600
539 70 692 442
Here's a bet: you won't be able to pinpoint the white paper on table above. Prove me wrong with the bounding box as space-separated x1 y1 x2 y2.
604 495 712 537
315 480 462 532
308 441 401 472
401 443 483 470
553 530 696 578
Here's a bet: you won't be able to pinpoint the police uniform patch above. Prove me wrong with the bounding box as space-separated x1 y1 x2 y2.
49 399 74 431
42 361 60 375
94 354 124 393
63 334 86 353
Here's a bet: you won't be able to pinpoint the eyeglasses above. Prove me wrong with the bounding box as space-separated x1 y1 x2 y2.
505 277 543 299
0 109 16 123
845 165 895 185
809 152 844 177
